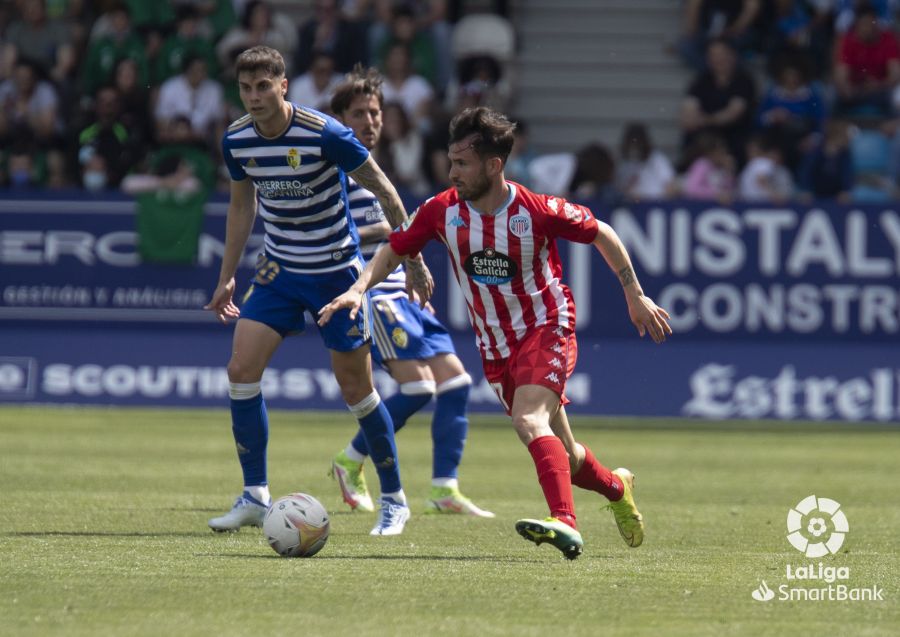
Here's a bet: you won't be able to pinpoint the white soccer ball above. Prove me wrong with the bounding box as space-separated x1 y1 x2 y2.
263 493 330 558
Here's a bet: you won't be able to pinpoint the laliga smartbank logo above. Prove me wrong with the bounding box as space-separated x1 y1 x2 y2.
786 494 848 557
750 496 884 603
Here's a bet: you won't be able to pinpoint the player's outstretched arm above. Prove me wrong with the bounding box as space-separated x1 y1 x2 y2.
317 243 405 326
204 179 256 324
349 156 434 304
592 220 672 344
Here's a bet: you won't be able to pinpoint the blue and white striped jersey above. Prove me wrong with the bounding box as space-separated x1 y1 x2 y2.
221 104 369 273
347 178 407 298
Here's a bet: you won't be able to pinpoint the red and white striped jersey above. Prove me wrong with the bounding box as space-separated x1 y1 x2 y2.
389 182 599 360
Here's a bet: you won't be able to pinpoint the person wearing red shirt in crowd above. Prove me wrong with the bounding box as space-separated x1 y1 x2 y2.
319 107 672 559
834 3 900 117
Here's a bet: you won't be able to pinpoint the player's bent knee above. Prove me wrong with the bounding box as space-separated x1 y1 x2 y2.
335 374 375 405
226 358 264 384
511 412 551 445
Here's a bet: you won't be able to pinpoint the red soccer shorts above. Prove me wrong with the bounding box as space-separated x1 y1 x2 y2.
482 324 578 415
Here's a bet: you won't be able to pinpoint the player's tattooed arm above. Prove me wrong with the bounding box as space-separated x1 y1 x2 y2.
348 156 434 305
617 266 636 288
349 156 409 229
593 220 672 344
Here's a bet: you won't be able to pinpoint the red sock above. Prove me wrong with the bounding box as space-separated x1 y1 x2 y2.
572 444 624 502
527 436 577 529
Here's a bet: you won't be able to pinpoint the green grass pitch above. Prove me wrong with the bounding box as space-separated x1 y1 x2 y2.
1 406 897 636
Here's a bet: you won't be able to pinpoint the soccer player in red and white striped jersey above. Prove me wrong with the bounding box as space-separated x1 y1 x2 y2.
319 107 672 559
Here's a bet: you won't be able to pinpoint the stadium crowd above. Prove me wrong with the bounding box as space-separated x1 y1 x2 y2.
2 0 900 204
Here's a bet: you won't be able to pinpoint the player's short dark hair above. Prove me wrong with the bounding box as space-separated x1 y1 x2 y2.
235 46 285 78
448 107 516 163
330 64 384 115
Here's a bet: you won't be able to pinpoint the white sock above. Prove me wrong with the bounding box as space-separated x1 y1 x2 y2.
245 485 270 505
344 443 366 463
382 489 407 505
431 477 458 489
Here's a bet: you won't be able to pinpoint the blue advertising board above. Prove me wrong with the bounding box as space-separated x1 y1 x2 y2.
0 326 896 422
1 194 897 422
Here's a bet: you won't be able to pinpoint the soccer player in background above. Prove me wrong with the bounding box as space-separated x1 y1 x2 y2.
204 46 433 536
319 107 672 559
329 66 493 518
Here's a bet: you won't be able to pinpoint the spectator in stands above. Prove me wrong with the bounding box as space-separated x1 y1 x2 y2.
680 131 736 202
737 131 794 202
216 1 298 76
147 116 218 193
119 0 175 33
3 0 75 84
680 37 756 165
157 5 218 83
529 142 618 203
81 3 148 98
833 3 900 118
373 3 438 88
76 86 140 189
568 142 618 205
121 154 203 197
113 57 153 147
615 122 677 201
757 55 826 173
155 54 225 147
381 42 435 131
831 0 896 34
0 58 61 147
797 119 854 202
677 0 762 71
288 51 342 112
505 119 537 189
849 124 893 201
295 0 367 74
376 101 430 196
445 54 508 113
5 145 38 190
80 152 112 192
757 0 832 77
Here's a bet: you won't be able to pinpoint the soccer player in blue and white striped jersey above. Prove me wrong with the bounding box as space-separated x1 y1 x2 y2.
327 67 493 518
204 46 433 537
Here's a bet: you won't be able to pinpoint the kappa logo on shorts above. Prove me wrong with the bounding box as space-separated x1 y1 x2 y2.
553 326 565 337
544 372 561 384
550 343 564 354
548 358 564 370
391 327 408 348
508 214 530 237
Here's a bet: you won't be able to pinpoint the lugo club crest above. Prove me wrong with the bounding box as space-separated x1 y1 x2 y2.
463 247 518 285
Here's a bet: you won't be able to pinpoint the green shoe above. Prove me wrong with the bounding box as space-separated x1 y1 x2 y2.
605 468 644 547
425 486 495 518
515 517 584 560
328 450 374 512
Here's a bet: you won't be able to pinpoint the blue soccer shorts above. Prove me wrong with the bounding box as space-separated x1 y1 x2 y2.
369 293 456 367
239 253 371 352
